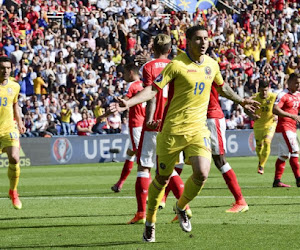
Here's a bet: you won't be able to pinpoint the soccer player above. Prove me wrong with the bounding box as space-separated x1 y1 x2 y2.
110 25 258 242
206 83 249 212
252 80 277 174
164 76 249 216
0 56 26 209
127 34 191 224
111 63 145 192
272 73 300 187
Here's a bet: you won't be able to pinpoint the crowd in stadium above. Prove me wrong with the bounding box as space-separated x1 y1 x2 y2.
0 0 299 137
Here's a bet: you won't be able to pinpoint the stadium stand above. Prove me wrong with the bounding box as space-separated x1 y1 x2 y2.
0 0 299 136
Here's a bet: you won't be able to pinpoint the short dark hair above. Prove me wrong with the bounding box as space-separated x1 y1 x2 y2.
186 25 207 40
0 56 12 64
153 34 171 55
259 79 269 89
288 73 299 83
124 62 139 75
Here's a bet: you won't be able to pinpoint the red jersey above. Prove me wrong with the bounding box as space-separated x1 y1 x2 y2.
219 60 229 71
275 89 300 133
126 80 145 128
142 58 170 131
77 119 92 136
207 83 224 119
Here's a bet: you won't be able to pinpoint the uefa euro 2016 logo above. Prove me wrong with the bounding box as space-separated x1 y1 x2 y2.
52 138 73 163
248 132 256 154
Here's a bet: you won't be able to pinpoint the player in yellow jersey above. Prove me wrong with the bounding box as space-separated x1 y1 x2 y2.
252 80 278 174
110 26 259 242
0 57 26 209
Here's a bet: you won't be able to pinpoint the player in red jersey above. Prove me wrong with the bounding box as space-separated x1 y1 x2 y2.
272 73 300 187
111 63 145 192
128 34 191 224
207 83 248 212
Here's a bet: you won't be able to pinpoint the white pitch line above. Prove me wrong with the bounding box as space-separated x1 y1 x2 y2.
0 195 300 200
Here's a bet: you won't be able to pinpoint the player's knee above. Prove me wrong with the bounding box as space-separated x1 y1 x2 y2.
279 156 288 161
212 154 226 169
137 164 150 172
8 153 19 165
126 148 135 156
193 172 208 182
155 174 170 186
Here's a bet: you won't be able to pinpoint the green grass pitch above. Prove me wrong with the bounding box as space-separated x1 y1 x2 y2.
0 156 299 249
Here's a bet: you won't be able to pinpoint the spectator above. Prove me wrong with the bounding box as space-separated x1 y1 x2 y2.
77 111 93 136
60 103 72 135
227 114 237 130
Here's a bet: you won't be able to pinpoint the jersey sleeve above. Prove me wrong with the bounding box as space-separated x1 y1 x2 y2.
213 63 224 86
13 84 20 104
275 92 286 108
126 84 135 98
153 61 177 90
143 63 153 87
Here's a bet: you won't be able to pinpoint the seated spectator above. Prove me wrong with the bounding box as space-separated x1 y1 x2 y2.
45 113 58 136
227 114 237 130
106 111 121 134
77 112 93 136
121 116 129 134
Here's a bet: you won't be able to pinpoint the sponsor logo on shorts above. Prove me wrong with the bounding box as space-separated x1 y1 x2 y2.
160 162 166 170
52 138 73 164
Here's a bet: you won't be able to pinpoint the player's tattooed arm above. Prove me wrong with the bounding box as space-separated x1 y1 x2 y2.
216 82 244 104
216 82 260 113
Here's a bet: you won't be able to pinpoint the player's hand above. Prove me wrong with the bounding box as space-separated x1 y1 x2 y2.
18 123 26 134
244 109 260 120
291 115 300 123
109 97 129 113
241 97 260 113
146 120 161 130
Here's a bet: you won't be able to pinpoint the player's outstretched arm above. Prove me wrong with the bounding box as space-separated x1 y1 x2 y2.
110 85 158 113
13 102 26 134
273 104 300 123
216 83 260 113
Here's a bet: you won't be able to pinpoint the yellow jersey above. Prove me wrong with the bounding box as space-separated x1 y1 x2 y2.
61 108 72 123
253 92 277 130
153 53 224 135
0 78 20 134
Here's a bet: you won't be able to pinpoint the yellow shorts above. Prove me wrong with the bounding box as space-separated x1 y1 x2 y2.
156 131 211 176
0 128 20 154
254 124 276 143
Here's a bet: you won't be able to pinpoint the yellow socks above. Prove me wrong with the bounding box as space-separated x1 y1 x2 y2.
146 178 167 224
260 139 271 168
177 175 204 210
7 163 20 190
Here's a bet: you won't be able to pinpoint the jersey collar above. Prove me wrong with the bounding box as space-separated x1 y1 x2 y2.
186 50 204 65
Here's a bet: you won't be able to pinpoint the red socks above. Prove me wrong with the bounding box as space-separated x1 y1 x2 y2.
290 156 300 179
116 160 134 188
136 172 151 213
222 169 243 203
275 158 286 180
